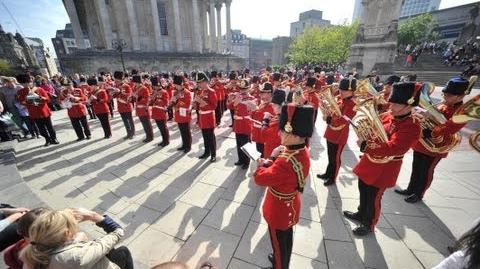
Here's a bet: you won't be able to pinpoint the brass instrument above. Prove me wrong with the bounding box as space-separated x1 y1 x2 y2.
470 130 480 152
351 79 391 163
317 85 342 118
417 83 462 154
453 94 480 153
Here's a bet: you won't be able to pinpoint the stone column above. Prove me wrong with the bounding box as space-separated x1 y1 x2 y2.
64 0 86 49
172 0 183 51
209 0 217 52
202 4 209 52
191 0 202 52
225 0 232 52
215 2 222 53
124 0 140 51
95 0 113 49
150 0 163 51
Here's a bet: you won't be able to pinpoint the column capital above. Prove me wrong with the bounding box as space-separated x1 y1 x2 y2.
224 0 232 6
215 1 223 9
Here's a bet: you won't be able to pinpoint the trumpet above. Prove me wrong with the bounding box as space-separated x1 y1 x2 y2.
317 85 342 118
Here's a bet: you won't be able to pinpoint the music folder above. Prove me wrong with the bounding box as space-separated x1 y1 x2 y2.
241 142 262 161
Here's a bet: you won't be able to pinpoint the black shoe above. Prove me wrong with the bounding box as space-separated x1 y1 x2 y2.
234 161 243 166
123 136 130 140
44 140 51 147
343 211 362 222
210 157 216 163
184 148 191 153
76 137 85 142
36 135 40 139
199 153 209 159
394 188 413 196
143 138 153 143
447 245 457 254
177 146 185 151
405 194 422 203
51 139 60 144
86 135 91 140
241 163 249 169
352 225 371 236
316 173 328 180
104 135 112 139
128 135 134 140
323 178 335 186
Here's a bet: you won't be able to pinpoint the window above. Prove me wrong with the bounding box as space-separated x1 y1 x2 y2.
157 1 168 35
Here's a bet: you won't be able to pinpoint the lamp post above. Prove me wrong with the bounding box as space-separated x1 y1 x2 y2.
112 39 127 73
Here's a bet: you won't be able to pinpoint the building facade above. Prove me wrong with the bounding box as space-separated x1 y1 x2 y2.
51 24 91 56
222 29 249 67
249 39 272 71
25 38 59 77
0 24 39 74
353 0 441 20
272 36 291 66
290 10 331 38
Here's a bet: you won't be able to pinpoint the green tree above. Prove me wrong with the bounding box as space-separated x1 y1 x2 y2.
0 59 15 76
288 22 359 66
398 13 439 46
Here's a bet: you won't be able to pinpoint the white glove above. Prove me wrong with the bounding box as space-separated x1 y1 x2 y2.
270 145 286 158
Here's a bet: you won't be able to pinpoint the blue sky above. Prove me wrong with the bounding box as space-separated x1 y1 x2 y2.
0 0 478 58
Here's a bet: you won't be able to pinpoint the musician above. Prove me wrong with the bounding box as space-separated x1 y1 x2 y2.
344 82 421 236
15 74 59 146
396 77 470 203
317 78 357 186
262 90 286 158
148 77 170 147
254 104 314 269
233 79 257 169
378 75 401 113
271 73 283 91
210 71 225 126
87 77 112 139
98 76 115 118
132 75 154 143
314 68 326 91
171 75 192 153
195 72 218 162
251 83 275 157
250 76 261 101
113 71 135 139
226 72 239 127
59 78 91 141
78 76 96 120
303 77 321 123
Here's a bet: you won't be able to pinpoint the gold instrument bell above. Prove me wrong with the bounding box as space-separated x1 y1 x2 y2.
317 84 342 119
452 94 480 153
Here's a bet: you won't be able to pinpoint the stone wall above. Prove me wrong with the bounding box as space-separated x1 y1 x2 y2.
58 51 244 74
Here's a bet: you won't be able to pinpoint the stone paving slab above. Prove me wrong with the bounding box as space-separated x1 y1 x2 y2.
4 90 480 269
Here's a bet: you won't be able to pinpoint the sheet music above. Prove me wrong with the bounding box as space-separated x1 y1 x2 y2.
241 142 262 161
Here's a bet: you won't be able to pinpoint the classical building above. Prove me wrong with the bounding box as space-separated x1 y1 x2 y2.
272 36 292 66
290 10 331 38
59 0 242 74
353 0 441 20
25 38 59 77
51 23 91 56
0 24 39 74
249 39 272 70
222 29 249 67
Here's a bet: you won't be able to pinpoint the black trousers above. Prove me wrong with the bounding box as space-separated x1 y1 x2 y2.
21 116 39 137
96 113 111 137
358 179 385 231
139 116 154 140
313 108 318 124
236 133 250 164
0 222 21 252
155 120 169 143
178 122 191 150
167 107 173 121
256 143 265 158
230 109 235 126
222 99 227 112
71 116 91 139
407 151 442 198
268 226 293 269
215 100 224 125
120 112 135 137
106 246 134 269
86 104 96 119
324 141 345 181
34 117 56 141
108 100 115 117
201 128 216 157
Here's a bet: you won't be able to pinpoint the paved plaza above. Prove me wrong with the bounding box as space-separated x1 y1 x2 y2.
1 88 479 269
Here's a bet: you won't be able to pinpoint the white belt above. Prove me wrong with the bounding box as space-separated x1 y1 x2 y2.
234 115 251 120
153 105 166 110
253 123 262 128
199 110 214 115
137 105 147 109
117 99 129 104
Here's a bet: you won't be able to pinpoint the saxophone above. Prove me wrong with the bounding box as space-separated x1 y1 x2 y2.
351 79 392 163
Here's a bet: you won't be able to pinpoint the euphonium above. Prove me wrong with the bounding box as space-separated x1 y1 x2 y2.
452 94 480 152
417 83 462 154
317 85 342 118
351 79 391 163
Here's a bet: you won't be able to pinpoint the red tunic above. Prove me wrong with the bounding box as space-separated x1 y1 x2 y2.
60 88 87 118
353 113 421 189
233 92 256 135
79 84 92 97
412 102 466 158
315 77 326 90
174 90 192 124
211 81 225 101
197 88 218 129
324 97 356 145
16 87 51 119
226 84 239 110
305 90 320 109
91 89 110 115
116 82 133 113
263 118 281 158
151 90 170 121
251 103 275 143
254 147 311 230
135 86 151 117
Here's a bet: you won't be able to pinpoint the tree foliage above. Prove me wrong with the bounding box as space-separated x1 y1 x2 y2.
288 22 359 66
398 13 439 46
0 59 15 76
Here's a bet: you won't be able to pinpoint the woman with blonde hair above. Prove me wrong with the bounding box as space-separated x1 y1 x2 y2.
21 208 132 269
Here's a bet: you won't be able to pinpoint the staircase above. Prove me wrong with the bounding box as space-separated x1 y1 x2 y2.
393 54 466 86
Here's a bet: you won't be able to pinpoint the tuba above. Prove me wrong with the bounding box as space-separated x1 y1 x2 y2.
452 94 480 152
317 85 342 119
417 83 462 154
351 79 392 163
